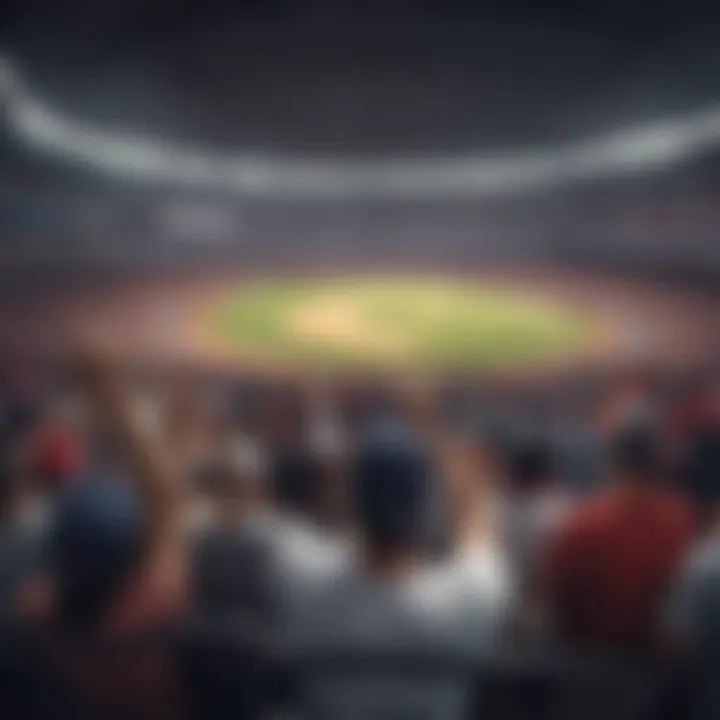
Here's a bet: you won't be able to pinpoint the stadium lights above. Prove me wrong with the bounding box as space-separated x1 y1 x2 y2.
2 56 720 199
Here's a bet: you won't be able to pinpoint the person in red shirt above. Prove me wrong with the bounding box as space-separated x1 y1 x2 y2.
541 421 694 655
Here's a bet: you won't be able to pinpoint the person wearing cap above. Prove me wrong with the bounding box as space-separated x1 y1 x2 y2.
0 394 86 621
31 426 86 501
541 421 694 654
16 343 188 719
283 420 511 720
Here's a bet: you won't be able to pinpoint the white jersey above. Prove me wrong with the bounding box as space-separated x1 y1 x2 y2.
284 545 512 720
254 511 350 599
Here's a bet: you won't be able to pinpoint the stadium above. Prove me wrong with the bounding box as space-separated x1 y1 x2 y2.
2 267 717 377
1 10 719 376
1 2 720 719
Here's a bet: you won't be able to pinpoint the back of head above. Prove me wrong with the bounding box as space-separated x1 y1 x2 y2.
506 433 556 495
201 437 267 501
271 445 324 519
34 428 86 494
353 422 430 550
610 421 662 486
52 479 143 632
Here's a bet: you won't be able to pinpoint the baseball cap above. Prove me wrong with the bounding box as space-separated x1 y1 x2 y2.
354 422 430 546
53 479 143 628
610 420 662 478
34 429 85 485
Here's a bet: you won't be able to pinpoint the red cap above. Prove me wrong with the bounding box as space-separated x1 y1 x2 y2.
34 430 85 486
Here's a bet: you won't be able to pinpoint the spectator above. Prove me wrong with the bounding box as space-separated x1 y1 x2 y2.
262 442 350 613
664 376 720 720
194 430 348 630
0 364 41 448
664 509 720 720
501 434 569 591
193 437 278 625
271 444 327 523
17 345 188 720
542 421 694 654
32 426 86 494
553 385 606 497
285 421 511 720
0 448 44 619
304 380 350 530
675 377 720 519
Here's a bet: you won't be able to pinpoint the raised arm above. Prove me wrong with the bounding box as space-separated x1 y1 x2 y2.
396 377 496 551
73 343 186 613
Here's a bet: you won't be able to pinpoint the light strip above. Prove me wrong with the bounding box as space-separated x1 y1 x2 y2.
2 57 719 199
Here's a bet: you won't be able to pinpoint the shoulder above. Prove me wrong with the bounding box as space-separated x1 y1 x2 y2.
413 547 513 649
661 492 695 525
683 537 720 583
552 496 608 542
665 537 720 635
271 515 350 580
542 497 614 572
423 544 512 609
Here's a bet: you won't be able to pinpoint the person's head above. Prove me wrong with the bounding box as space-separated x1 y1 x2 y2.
32 428 86 496
353 422 431 561
52 480 143 632
610 421 663 487
505 434 557 496
201 438 268 523
270 445 326 520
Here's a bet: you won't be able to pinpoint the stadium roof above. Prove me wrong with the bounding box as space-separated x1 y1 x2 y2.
2 0 720 199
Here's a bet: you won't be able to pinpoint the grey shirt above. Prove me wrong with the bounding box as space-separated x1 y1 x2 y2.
193 510 348 627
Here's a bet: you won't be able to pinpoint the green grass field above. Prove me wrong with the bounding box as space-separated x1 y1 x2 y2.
206 277 592 369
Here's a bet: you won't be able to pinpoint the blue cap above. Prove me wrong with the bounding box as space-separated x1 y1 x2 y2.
354 422 430 546
53 479 143 628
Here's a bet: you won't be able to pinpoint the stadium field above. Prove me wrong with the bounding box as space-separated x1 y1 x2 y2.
203 276 594 370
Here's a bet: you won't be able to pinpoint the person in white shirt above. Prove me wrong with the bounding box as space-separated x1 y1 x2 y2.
284 421 512 720
193 436 348 628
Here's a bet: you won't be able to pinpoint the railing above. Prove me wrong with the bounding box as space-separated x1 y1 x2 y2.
0 624 696 720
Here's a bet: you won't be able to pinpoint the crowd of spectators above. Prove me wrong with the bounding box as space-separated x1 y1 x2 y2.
0 348 719 719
